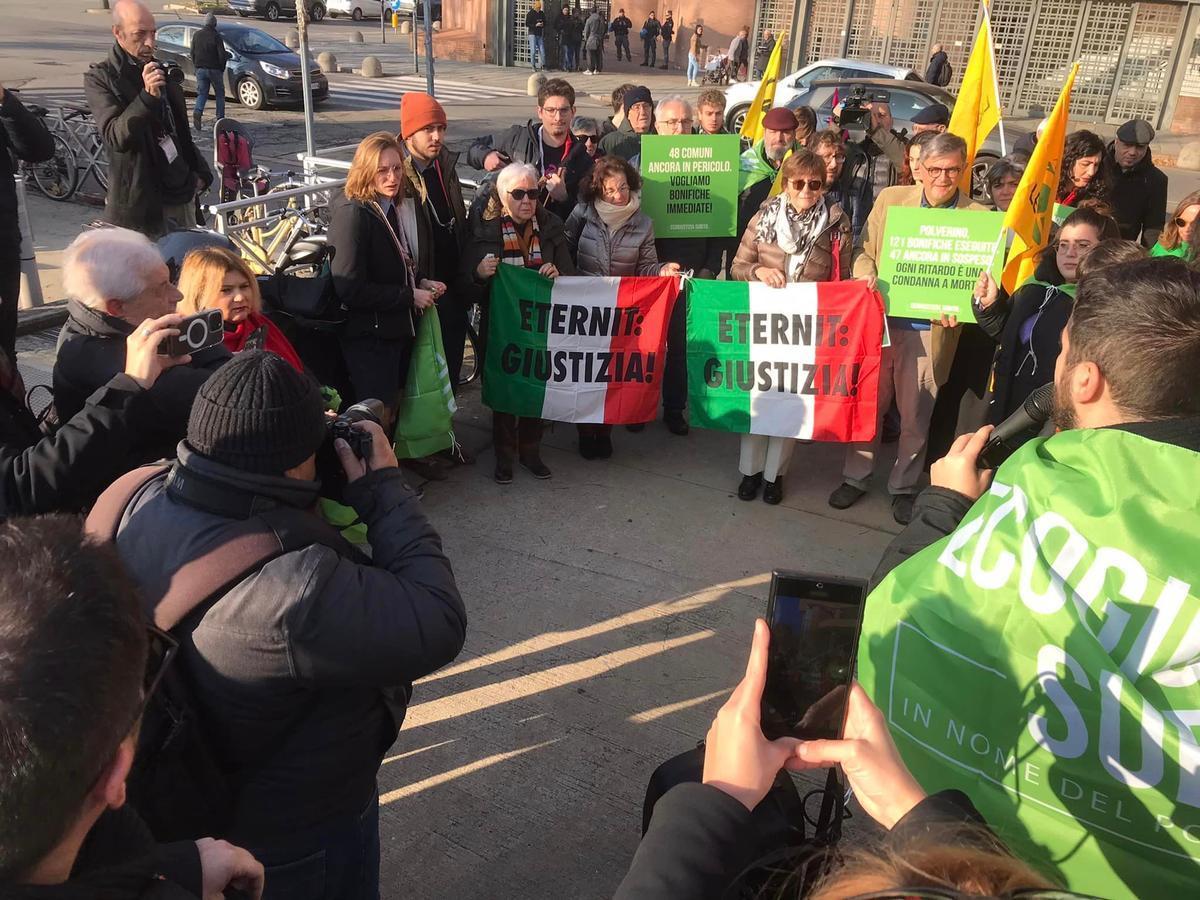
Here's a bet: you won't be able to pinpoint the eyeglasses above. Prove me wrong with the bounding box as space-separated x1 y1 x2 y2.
540 105 574 118
788 178 826 192
660 118 694 128
508 189 538 201
924 166 963 180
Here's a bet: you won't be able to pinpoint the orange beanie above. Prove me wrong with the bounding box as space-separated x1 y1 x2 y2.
400 92 448 140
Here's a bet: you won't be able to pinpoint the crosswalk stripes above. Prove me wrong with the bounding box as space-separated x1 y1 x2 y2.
324 74 527 109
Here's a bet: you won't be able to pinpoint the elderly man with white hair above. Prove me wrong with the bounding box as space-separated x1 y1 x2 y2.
85 0 211 237
53 227 229 465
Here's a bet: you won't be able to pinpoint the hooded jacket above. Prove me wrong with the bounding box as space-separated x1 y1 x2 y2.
111 445 466 847
53 300 230 462
564 201 660 277
1104 142 1168 247
189 20 229 71
973 252 1073 423
84 44 212 234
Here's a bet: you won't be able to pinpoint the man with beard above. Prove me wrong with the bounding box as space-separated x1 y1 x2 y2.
735 106 799 241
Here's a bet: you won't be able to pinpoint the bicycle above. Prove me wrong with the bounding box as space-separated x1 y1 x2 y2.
19 105 77 201
460 301 481 386
54 104 109 194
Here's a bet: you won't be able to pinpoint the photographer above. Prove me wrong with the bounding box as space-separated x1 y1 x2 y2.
85 0 212 237
100 350 466 900
2 314 186 518
840 100 907 199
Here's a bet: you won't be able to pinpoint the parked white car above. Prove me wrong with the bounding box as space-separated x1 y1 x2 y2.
724 58 923 133
328 0 414 19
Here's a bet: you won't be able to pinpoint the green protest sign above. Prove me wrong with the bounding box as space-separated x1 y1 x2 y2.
640 134 740 239
876 207 1005 323
1053 202 1075 226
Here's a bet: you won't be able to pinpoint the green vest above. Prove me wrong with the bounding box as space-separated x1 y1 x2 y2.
858 428 1200 899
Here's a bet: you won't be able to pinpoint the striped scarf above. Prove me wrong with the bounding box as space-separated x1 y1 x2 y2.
500 215 543 269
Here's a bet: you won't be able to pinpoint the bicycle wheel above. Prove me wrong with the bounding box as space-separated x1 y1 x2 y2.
459 303 482 386
30 134 77 201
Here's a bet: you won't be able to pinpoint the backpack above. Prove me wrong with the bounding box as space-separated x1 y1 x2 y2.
85 464 368 841
937 60 953 86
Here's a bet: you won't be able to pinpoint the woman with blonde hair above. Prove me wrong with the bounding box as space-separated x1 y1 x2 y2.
177 245 303 371
1152 189 1200 260
328 130 445 423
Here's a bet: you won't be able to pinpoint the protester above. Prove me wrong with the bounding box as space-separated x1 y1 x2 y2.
855 101 907 195
910 102 949 135
972 208 1121 424
566 156 681 460
737 106 800 241
694 89 727 135
1105 118 1168 247
583 5 606 74
1152 189 1200 259
189 13 229 131
754 28 776 78
610 7 633 62
866 258 1200 897
101 350 465 899
467 78 594 220
727 27 750 82
924 43 951 86
984 155 1024 211
525 0 546 71
0 83 54 360
659 11 675 69
328 132 441 431
1057 129 1108 209
602 83 635 136
558 5 582 72
54 227 230 465
177 245 303 371
86 0 212 237
572 115 603 158
730 150 852 504
812 128 873 240
543 0 563 70
1 315 186 517
793 106 817 148
599 84 654 161
686 24 707 87
400 92 473 423
831 133 986 525
640 11 661 67
1011 117 1047 161
462 163 575 483
617 621 1056 899
0 515 265 899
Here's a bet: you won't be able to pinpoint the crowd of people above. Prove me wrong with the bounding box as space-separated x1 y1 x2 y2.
1 3 1198 897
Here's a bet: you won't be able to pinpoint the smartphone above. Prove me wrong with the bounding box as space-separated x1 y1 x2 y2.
760 571 867 741
157 308 224 357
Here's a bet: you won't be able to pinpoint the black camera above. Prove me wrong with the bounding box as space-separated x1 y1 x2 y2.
316 399 387 501
837 86 873 141
153 59 185 85
157 309 224 357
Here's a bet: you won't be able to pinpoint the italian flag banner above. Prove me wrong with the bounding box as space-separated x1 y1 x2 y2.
685 279 884 441
482 265 679 423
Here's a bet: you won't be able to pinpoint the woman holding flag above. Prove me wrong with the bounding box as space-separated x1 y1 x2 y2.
729 150 852 505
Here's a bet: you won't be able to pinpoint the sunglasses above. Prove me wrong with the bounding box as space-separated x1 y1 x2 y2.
508 189 538 201
847 890 1104 900
788 178 825 192
1174 216 1195 228
581 134 600 144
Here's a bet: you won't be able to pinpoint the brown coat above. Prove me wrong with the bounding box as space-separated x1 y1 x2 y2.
853 184 988 386
730 198 852 284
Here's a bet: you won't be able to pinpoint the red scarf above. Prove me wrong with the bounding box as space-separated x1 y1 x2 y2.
223 312 304 372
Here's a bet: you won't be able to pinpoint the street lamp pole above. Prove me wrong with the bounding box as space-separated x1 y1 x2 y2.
296 0 316 159
423 0 434 97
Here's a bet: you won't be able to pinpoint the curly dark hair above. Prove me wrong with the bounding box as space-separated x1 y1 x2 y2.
1058 130 1109 206
580 155 642 203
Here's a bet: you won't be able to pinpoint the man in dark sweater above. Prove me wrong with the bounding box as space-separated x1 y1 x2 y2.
611 8 633 61
1104 118 1168 248
189 13 229 131
525 0 547 70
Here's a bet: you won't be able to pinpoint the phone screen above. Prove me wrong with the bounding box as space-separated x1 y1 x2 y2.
760 571 866 741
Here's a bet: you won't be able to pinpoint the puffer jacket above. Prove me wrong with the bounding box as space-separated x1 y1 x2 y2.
730 196 852 283
564 201 660 277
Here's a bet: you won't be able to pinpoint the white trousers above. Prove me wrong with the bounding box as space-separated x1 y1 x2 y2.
739 433 796 483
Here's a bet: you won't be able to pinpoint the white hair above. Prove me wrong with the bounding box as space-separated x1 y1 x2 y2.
62 228 163 309
655 95 693 119
495 162 540 198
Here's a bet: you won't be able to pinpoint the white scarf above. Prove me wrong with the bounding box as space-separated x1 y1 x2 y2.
755 194 829 282
595 193 642 231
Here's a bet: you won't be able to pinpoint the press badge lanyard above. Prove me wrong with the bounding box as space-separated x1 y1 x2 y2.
537 126 573 177
423 158 455 230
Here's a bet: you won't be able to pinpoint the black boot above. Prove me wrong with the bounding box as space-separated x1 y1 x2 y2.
737 473 762 501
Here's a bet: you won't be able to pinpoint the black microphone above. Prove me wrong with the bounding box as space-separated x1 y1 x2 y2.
977 382 1056 469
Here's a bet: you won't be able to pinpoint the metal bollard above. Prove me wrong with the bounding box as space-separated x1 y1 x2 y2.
14 176 43 309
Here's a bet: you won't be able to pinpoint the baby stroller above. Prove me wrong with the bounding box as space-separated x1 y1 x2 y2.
703 52 730 85
213 117 269 204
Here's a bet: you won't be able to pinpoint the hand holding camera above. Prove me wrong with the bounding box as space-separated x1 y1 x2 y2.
334 419 398 483
124 314 190 389
142 61 166 98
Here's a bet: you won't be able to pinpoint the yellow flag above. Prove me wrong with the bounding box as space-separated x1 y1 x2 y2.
947 4 1002 193
1000 63 1078 293
739 33 786 144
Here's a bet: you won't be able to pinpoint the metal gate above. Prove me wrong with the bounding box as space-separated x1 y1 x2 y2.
794 0 1189 125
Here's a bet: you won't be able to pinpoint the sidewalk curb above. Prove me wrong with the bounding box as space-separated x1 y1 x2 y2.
17 304 68 337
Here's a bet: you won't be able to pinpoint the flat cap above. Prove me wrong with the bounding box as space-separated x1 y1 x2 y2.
1116 119 1155 145
762 106 799 131
912 103 950 125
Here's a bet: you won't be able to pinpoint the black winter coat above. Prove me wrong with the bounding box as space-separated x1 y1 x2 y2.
53 300 229 464
0 90 54 248
558 14 584 44
525 8 546 35
189 23 230 71
615 783 991 900
660 17 674 41
611 15 632 36
641 17 661 40
85 44 212 234
402 146 468 283
327 193 417 341
113 446 466 846
459 196 576 309
465 120 595 221
1104 143 1168 247
2 807 202 899
924 50 950 85
973 254 1071 423
597 118 642 163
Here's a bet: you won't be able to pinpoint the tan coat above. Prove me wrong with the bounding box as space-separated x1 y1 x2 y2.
730 199 852 283
853 185 988 386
